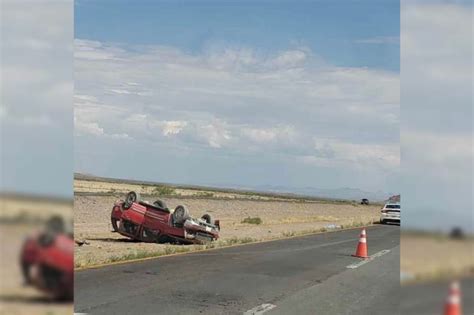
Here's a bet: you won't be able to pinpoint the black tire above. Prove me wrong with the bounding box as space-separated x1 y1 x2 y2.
380 219 385 224
201 213 214 225
153 199 168 210
21 260 31 285
173 205 190 224
38 232 55 247
157 234 171 244
46 215 65 234
141 228 156 242
123 191 140 210
111 217 120 232
20 239 32 284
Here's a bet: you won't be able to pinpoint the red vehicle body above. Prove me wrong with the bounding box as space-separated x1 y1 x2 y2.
111 191 220 244
20 219 74 300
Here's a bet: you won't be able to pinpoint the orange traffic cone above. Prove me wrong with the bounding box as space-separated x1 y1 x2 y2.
444 281 462 315
352 228 369 258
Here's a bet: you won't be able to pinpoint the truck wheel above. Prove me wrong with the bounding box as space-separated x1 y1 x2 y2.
157 234 171 244
38 232 55 247
141 228 156 242
201 213 214 225
123 191 140 210
173 205 190 224
46 215 65 233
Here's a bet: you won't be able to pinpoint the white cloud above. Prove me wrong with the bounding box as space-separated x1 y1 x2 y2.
75 119 131 140
74 38 399 191
199 122 232 148
75 94 98 102
76 120 104 136
402 4 472 86
267 50 308 68
302 138 400 170
74 39 125 61
109 89 132 95
1 1 72 124
403 130 472 182
1 0 73 197
401 1 473 231
160 121 188 136
205 47 258 71
242 128 278 143
23 38 53 50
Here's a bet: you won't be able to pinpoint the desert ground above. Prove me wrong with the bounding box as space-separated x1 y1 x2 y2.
0 195 73 315
401 232 474 282
74 178 383 268
74 178 343 201
0 195 72 224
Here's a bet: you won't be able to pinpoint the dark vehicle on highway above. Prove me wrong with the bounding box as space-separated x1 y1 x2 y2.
111 191 220 244
449 227 465 240
360 198 369 205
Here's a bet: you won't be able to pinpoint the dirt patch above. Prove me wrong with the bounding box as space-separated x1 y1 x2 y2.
74 194 381 268
401 233 474 283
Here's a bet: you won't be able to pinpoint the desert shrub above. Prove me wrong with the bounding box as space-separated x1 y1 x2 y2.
282 231 296 237
195 192 215 198
241 216 262 225
153 185 176 196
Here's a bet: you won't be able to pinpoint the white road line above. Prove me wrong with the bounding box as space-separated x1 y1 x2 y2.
346 249 391 269
243 303 277 315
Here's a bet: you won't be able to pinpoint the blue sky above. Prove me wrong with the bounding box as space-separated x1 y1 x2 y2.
75 0 400 71
1 1 73 198
401 1 472 232
1 1 470 232
73 1 400 196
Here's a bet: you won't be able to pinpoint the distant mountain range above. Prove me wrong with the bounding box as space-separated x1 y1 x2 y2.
222 184 393 202
75 173 394 202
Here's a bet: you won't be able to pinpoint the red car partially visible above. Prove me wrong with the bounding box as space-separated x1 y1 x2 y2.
111 191 220 244
20 216 73 300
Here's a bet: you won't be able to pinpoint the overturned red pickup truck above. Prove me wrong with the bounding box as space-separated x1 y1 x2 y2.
20 216 73 300
111 191 220 244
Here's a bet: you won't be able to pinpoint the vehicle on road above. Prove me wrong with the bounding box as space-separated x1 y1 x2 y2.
20 216 74 300
380 202 400 224
449 226 465 240
360 198 370 205
111 191 220 244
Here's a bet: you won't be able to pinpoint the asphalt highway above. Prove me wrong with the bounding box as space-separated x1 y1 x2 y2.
75 224 399 314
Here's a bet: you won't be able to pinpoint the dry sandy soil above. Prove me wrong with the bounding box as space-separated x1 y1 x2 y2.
401 233 474 282
75 178 332 201
0 196 73 315
0 195 72 223
74 193 382 268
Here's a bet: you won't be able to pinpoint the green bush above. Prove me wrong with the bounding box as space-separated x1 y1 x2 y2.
194 191 215 198
241 216 262 225
153 185 176 196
